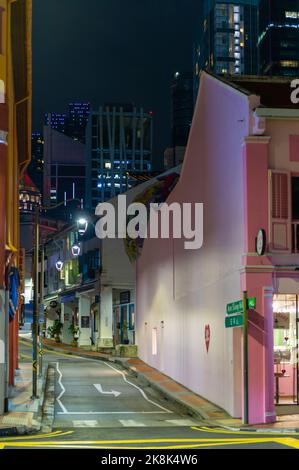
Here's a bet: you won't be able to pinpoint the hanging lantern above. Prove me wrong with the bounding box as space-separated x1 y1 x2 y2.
77 217 88 236
71 243 81 257
56 259 64 271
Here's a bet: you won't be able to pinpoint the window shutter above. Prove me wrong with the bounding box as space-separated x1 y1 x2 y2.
270 171 291 252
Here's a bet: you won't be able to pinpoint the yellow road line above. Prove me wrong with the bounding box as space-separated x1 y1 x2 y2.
19 354 31 359
276 438 299 449
0 430 73 442
192 425 299 437
0 438 286 450
19 340 82 360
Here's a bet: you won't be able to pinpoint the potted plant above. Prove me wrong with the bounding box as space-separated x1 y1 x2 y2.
69 323 80 347
51 320 63 343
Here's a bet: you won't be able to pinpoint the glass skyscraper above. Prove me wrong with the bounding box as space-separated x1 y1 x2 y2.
259 0 299 76
194 0 259 98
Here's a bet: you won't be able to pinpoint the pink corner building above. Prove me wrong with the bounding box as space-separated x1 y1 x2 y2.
135 72 299 425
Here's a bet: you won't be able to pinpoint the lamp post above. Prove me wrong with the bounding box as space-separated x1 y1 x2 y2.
32 198 86 399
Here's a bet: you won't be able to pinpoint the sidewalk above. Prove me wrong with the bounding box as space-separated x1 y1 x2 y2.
0 363 45 436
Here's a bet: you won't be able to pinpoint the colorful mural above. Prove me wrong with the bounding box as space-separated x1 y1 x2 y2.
124 172 180 262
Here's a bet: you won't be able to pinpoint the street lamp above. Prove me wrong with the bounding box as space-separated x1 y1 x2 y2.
32 197 85 399
77 217 88 236
71 242 81 257
55 259 64 271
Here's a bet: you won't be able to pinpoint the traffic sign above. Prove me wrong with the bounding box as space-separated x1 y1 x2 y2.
225 315 244 328
226 297 256 315
226 300 243 315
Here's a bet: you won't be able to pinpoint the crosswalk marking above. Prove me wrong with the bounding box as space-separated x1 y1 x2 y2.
166 419 197 426
119 420 146 427
72 420 98 427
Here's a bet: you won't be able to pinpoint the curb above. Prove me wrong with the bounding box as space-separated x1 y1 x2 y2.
40 363 56 432
114 358 207 422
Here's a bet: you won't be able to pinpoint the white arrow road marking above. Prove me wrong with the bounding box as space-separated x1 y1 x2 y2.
94 383 121 397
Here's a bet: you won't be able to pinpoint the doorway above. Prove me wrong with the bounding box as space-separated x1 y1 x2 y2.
273 294 298 406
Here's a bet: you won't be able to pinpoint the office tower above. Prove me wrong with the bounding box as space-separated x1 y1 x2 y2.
86 104 153 208
43 126 86 220
259 0 299 76
44 112 67 134
68 102 90 143
194 1 259 98
27 132 44 192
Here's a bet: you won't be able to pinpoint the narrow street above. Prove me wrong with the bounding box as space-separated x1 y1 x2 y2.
6 340 298 450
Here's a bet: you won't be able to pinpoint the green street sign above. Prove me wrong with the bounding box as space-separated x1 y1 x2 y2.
226 300 243 315
225 315 244 328
247 297 256 309
226 297 256 315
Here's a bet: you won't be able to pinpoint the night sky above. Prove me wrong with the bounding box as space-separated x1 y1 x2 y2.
32 0 202 169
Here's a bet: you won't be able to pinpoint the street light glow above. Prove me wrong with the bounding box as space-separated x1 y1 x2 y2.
71 243 81 257
77 217 88 236
55 259 64 271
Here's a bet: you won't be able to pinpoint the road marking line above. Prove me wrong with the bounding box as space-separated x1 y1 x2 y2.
166 419 197 426
0 430 73 442
0 437 285 450
191 425 299 437
19 340 84 360
57 411 170 415
56 362 68 413
103 361 172 413
94 383 121 397
72 420 98 427
275 438 299 449
119 420 146 427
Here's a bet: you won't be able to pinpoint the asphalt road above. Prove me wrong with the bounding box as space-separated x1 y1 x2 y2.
10 339 299 450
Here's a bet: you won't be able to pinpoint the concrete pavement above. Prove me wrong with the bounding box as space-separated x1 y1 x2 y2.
2 336 299 439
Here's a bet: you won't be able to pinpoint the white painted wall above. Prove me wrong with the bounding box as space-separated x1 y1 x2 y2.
78 295 91 346
61 303 74 344
136 73 252 418
98 286 113 348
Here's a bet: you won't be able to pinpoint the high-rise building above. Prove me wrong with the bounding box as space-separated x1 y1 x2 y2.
86 104 153 208
43 126 86 220
68 102 90 143
44 112 67 134
171 72 194 148
44 102 90 143
194 0 259 98
259 0 299 76
27 132 44 192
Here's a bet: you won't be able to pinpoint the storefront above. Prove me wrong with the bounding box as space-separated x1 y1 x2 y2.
113 290 135 346
273 294 299 406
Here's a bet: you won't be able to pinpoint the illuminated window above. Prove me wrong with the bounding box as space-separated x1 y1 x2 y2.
280 60 299 68
104 162 112 169
286 11 299 19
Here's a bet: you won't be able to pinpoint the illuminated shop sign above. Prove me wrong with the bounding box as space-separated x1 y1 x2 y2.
286 11 299 19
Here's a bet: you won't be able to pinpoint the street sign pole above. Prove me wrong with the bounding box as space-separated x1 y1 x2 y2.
32 206 39 399
243 290 249 425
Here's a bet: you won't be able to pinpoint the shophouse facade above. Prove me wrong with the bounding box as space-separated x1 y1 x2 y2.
136 72 299 425
0 0 32 414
